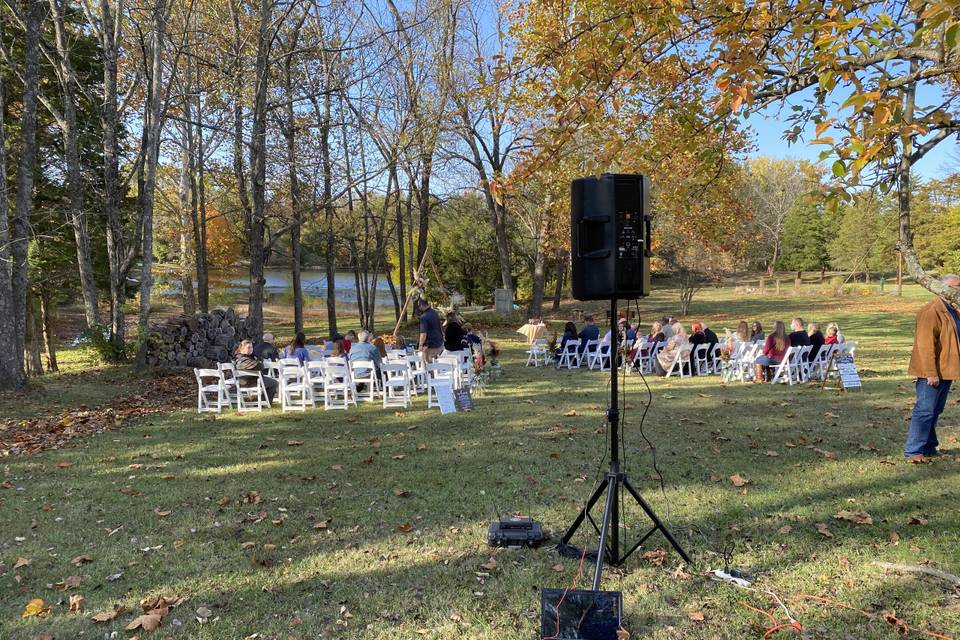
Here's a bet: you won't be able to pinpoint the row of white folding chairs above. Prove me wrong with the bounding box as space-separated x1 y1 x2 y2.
554 339 613 371
194 365 272 414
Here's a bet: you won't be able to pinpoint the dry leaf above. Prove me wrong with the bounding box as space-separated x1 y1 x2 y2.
21 598 51 618
642 549 667 565
688 611 705 622
154 508 172 517
13 557 31 569
91 605 127 623
889 531 901 544
479 559 498 571
339 605 353 619
908 516 929 526
778 525 793 534
69 593 86 613
240 541 256 549
71 554 92 566
55 462 72 469
397 523 414 533
313 520 329 530
54 575 82 591
161 473 175 480
369 437 381 449
287 440 304 446
814 448 838 460
729 474 751 487
416 443 427 451
551 563 565 572
393 487 409 497
331 465 343 471
262 543 277 550
217 496 231 506
815 523 833 538
834 510 873 525
765 450 780 457
392 454 406 460
617 630 630 640
563 410 578 416
126 613 163 631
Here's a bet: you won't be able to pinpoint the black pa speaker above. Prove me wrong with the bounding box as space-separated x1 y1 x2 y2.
570 173 651 300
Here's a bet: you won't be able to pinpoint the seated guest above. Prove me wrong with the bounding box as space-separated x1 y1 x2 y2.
827 322 845 343
647 321 666 343
655 322 690 376
443 312 466 351
689 322 708 346
349 330 382 377
253 332 280 364
789 317 811 348
558 321 578 355
808 322 825 360
373 336 388 358
343 330 358 353
753 320 790 382
578 315 600 353
702 323 719 348
463 323 483 350
660 316 673 339
619 318 637 343
284 332 311 364
330 340 348 359
824 324 840 345
234 339 278 402
750 321 765 343
724 320 750 355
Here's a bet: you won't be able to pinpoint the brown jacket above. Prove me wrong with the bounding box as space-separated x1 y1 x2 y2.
908 298 960 380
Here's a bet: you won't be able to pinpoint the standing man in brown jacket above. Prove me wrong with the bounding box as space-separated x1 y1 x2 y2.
905 274 960 460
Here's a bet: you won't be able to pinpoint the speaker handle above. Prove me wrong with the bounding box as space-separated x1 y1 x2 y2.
576 217 612 259
644 214 653 258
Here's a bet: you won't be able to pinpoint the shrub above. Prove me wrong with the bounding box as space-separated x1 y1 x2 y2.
75 325 131 364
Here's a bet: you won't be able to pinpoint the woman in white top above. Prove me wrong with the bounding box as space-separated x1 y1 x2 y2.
655 322 691 375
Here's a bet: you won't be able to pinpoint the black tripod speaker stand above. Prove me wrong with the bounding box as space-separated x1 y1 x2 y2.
559 299 692 589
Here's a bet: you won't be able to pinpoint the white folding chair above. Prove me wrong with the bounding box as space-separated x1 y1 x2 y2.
235 369 270 411
771 346 800 385
556 339 581 369
644 341 666 374
381 363 411 408
304 360 325 407
426 361 456 408
691 344 711 376
796 345 813 382
351 359 380 402
526 339 548 367
583 339 601 368
280 357 302 367
808 344 837 381
322 361 351 410
194 368 227 413
262 359 281 380
664 344 693 378
407 353 427 395
709 343 723 375
217 362 240 409
453 349 473 388
592 341 612 371
280 365 310 412
438 354 462 389
839 340 857 358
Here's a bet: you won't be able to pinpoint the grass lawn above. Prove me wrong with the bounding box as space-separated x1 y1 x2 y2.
1 284 959 639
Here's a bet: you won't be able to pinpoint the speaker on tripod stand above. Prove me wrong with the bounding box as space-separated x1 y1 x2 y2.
542 174 691 639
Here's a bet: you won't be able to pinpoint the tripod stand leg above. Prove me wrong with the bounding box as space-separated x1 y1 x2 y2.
622 478 692 565
559 478 608 545
592 474 618 590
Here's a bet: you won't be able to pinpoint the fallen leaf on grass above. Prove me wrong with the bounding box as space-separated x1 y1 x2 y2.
71 555 92 566
313 520 329 530
217 496 231 506
369 437 381 449
563 410 579 417
126 613 163 631
815 523 833 538
778 525 793 534
105 572 123 582
393 488 409 497
13 557 31 569
69 593 85 613
479 559 497 571
392 454 406 460
642 549 667 565
394 411 405 417
240 541 256 549
814 448 838 460
416 443 427 451
889 532 901 544
765 451 780 457
339 605 353 619
688 611 705 622
54 575 82 591
551 563 565 572
331 465 343 471
729 474 751 487
154 508 172 517
908 516 929 526
287 440 304 446
617 629 630 640
161 473 175 480
397 523 414 533
21 598 51 618
834 510 873 525
54 462 72 469
90 605 127 622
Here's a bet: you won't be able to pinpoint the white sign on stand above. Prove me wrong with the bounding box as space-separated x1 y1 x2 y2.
436 383 457 414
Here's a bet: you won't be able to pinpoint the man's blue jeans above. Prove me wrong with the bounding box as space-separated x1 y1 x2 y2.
905 378 952 457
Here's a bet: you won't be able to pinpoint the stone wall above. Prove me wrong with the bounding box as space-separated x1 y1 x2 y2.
142 308 253 368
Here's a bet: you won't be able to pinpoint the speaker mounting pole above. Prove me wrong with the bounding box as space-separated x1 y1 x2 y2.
560 299 692 589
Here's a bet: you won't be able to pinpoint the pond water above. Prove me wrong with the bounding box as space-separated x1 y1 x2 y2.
157 267 395 305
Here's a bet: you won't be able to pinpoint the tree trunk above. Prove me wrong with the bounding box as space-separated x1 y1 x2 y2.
416 155 432 270
40 290 58 372
386 269 401 321
319 88 337 336
283 56 303 334
392 165 406 321
179 141 196 315
184 45 208 313
12 0 43 376
25 292 43 377
138 0 167 337
0 56 25 389
896 252 903 297
528 237 545 319
48 0 100 328
552 249 567 311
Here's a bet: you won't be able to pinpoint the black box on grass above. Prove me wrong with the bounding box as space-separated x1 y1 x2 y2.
539 588 622 640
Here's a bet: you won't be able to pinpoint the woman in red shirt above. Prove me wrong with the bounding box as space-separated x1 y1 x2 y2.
754 320 790 383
